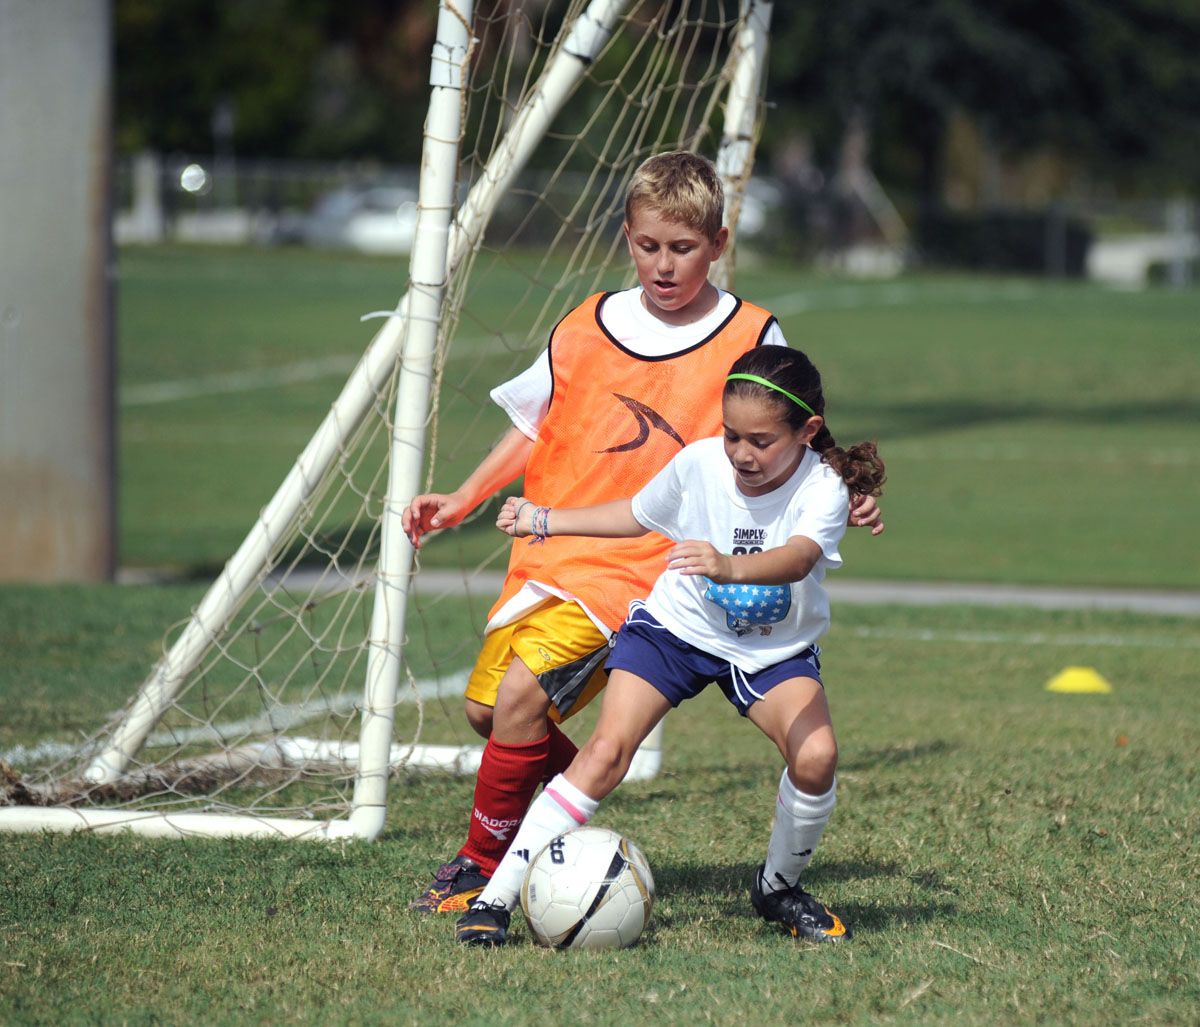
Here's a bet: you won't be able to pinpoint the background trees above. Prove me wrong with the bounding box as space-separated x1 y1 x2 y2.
114 1 1199 214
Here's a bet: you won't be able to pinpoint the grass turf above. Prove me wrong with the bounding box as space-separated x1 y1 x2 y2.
116 245 1200 587
4 246 1196 1022
1 584 1197 1024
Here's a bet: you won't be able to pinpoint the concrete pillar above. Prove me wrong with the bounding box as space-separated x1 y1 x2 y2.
0 0 115 580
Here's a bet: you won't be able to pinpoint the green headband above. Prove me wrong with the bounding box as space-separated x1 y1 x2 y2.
725 373 817 417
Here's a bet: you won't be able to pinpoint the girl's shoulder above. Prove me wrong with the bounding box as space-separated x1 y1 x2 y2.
677 435 726 462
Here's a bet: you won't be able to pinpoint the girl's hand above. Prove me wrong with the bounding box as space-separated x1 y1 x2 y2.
497 496 534 537
849 493 885 536
666 540 732 581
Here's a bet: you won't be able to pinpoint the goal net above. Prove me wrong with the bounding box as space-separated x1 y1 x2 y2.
0 0 774 840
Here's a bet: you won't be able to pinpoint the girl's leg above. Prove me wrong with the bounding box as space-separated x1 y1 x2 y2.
566 668 675 798
745 676 849 942
460 671 670 942
747 675 837 796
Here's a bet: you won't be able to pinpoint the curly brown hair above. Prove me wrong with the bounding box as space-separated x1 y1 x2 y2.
724 347 886 497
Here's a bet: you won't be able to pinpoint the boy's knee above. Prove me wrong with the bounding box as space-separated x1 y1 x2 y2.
464 699 494 738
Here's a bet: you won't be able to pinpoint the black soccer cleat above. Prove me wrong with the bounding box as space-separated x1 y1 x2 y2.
455 899 512 946
409 855 489 914
750 864 851 943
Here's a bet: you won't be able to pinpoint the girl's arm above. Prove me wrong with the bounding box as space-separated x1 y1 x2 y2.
664 535 823 586
498 496 647 539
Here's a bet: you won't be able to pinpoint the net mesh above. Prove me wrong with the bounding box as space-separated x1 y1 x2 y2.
3 0 766 826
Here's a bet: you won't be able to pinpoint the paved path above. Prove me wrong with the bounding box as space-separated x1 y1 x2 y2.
118 566 1200 617
412 571 1200 618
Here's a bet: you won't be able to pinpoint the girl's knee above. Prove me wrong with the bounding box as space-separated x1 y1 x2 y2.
492 661 553 741
790 737 838 795
573 734 632 797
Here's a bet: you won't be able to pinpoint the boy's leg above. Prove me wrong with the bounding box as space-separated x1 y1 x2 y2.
458 658 553 874
745 674 849 942
411 600 608 912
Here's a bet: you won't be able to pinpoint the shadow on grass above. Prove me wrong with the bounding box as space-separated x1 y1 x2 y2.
839 738 954 771
654 857 955 934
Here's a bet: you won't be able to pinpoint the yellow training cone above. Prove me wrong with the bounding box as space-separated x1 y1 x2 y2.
1045 666 1113 694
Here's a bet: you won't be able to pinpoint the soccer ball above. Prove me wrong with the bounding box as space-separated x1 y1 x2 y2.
520 826 655 950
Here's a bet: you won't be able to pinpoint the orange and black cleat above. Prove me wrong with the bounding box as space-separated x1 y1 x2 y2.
409 855 489 914
455 899 511 946
750 864 851 943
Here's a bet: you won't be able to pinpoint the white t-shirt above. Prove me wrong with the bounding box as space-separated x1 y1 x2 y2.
492 287 789 439
630 436 849 673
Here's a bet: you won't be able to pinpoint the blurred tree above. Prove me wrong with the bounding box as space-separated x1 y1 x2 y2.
766 0 1200 217
114 0 1199 203
114 0 435 161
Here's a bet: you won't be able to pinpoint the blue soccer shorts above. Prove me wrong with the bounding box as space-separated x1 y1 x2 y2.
605 605 823 717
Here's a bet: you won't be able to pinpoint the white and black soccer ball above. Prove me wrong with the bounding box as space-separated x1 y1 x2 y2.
520 826 655 950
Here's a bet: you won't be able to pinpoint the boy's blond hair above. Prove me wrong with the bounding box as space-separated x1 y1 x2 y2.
624 150 724 241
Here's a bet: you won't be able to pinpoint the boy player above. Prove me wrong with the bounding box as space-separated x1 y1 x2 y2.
402 151 883 913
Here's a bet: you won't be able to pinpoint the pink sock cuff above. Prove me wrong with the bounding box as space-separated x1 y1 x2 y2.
545 786 590 825
544 772 598 825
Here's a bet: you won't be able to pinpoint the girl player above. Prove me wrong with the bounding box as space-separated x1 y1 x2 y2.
455 345 886 945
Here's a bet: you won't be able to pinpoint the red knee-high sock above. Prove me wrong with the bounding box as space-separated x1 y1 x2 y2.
459 733 550 875
542 721 578 785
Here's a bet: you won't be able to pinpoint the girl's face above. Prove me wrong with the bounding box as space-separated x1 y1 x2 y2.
623 205 728 326
721 393 822 496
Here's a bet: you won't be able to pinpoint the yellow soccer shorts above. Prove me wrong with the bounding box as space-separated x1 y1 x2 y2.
465 598 611 722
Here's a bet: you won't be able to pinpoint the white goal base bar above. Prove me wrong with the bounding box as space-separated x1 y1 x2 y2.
0 723 664 840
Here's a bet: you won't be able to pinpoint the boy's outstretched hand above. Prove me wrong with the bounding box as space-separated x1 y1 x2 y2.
403 491 470 548
849 494 885 536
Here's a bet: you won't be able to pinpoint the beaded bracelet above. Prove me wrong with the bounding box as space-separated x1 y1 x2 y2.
531 505 551 543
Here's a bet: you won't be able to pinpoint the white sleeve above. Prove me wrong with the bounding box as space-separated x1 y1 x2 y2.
629 456 684 541
762 320 788 348
791 474 850 567
489 350 552 440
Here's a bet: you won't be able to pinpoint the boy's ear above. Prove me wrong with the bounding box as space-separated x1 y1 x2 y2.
712 225 730 255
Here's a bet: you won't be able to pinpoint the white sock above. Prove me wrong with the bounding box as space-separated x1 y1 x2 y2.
762 771 836 892
475 773 600 910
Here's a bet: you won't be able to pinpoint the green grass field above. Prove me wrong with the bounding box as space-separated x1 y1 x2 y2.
3 245 1198 1024
116 246 1200 587
2 588 1197 1023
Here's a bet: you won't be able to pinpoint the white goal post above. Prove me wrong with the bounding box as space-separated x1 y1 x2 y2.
0 0 775 840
